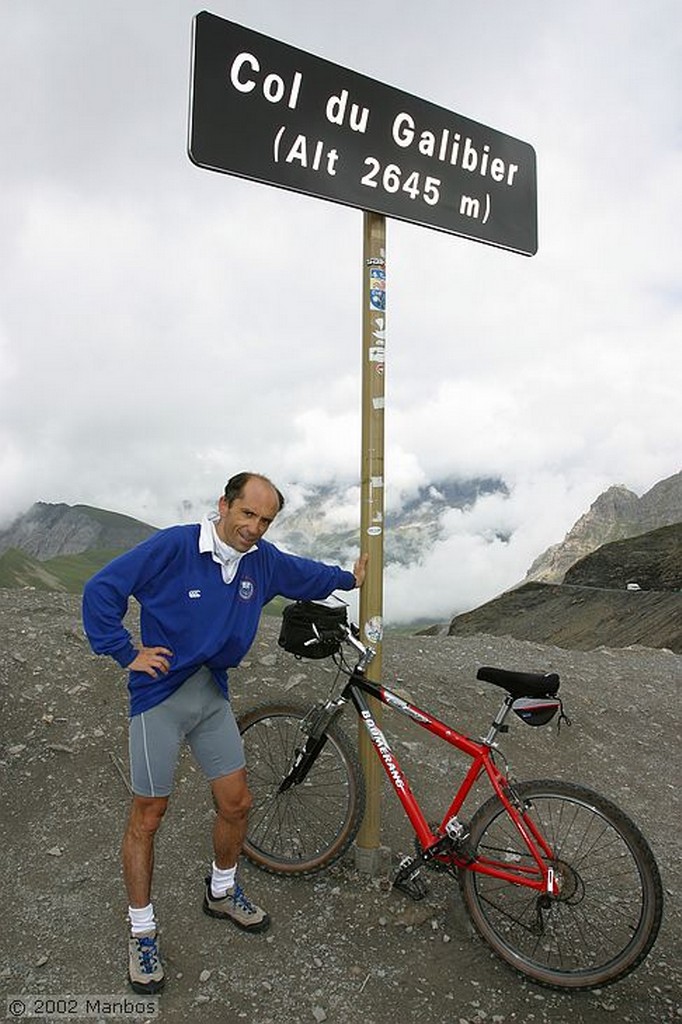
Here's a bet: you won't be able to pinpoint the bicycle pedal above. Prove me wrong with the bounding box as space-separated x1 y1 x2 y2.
393 873 429 901
393 858 430 901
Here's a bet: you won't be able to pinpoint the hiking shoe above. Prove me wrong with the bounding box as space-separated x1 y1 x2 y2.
203 877 271 932
128 930 165 994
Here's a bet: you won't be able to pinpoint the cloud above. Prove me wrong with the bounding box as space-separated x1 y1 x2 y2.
383 472 610 623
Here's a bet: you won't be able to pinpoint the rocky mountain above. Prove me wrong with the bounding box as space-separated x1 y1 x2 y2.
564 521 682 591
0 502 157 562
0 503 158 593
446 517 682 653
270 477 506 566
525 471 682 584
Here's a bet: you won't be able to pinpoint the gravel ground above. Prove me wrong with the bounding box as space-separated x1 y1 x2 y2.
0 589 680 1024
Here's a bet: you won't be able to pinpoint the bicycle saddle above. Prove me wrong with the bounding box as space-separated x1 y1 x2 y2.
476 666 560 699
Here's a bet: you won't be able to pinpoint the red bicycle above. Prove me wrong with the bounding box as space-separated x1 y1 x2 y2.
237 601 663 990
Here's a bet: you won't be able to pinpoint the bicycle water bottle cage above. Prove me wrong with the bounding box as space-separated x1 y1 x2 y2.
278 600 348 659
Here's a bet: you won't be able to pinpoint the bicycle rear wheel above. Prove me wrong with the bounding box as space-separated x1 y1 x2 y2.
459 779 663 990
238 701 365 875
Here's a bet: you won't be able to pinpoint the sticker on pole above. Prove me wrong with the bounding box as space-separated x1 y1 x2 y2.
364 616 384 644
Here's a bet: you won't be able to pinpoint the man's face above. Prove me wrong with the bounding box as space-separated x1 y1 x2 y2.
215 478 280 552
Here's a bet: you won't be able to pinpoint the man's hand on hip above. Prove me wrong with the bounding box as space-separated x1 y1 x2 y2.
129 646 173 677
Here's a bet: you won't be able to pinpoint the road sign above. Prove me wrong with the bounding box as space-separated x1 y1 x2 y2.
188 12 538 255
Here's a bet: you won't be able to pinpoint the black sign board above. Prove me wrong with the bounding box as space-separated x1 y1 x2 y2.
189 12 537 255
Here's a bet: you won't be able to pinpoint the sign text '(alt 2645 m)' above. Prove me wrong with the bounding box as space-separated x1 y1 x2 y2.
230 51 521 215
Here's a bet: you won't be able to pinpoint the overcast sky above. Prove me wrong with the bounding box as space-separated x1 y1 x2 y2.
1 1 680 621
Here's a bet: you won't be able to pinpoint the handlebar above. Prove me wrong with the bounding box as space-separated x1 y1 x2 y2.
301 618 376 672
338 621 376 672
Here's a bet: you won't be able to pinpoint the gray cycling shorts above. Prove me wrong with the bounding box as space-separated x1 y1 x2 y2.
128 666 245 798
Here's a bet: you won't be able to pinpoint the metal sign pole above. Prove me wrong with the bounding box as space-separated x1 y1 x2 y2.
355 210 388 873
189 8 538 876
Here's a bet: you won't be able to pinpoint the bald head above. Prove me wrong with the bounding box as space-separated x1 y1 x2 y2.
216 473 283 551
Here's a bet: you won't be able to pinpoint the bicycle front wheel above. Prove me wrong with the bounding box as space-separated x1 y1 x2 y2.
459 779 663 990
238 701 366 875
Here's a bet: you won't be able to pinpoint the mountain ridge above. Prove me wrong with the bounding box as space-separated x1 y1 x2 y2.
0 476 506 592
1 471 679 649
0 501 157 563
525 471 681 584
564 521 682 591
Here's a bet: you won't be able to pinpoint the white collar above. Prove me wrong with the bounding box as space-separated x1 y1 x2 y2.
199 513 256 584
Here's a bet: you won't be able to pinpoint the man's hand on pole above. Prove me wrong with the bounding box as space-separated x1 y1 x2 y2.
353 552 369 588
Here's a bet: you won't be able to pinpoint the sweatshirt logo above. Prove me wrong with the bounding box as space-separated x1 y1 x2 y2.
238 579 255 601
188 589 202 599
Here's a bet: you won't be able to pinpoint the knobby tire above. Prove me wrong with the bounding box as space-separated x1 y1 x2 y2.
238 701 366 875
459 779 663 990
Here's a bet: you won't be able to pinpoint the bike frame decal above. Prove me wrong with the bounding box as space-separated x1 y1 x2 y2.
359 709 406 791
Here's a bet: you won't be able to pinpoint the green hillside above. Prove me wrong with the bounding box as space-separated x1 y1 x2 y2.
0 548 63 590
0 547 124 593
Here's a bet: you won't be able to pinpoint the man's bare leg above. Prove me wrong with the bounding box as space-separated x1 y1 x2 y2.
122 795 168 908
203 769 269 931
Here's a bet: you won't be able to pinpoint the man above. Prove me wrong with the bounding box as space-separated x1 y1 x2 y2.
82 472 367 995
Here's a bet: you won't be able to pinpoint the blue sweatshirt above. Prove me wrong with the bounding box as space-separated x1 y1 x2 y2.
82 524 356 716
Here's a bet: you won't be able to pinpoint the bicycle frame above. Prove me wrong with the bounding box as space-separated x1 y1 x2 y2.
344 671 559 896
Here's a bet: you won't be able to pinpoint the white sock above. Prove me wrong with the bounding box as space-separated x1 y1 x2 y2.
211 861 237 899
128 902 156 937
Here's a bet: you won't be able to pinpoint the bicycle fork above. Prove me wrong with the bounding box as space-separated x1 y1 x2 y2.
277 698 348 792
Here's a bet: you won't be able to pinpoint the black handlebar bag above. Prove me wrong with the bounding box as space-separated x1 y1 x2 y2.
278 600 347 659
